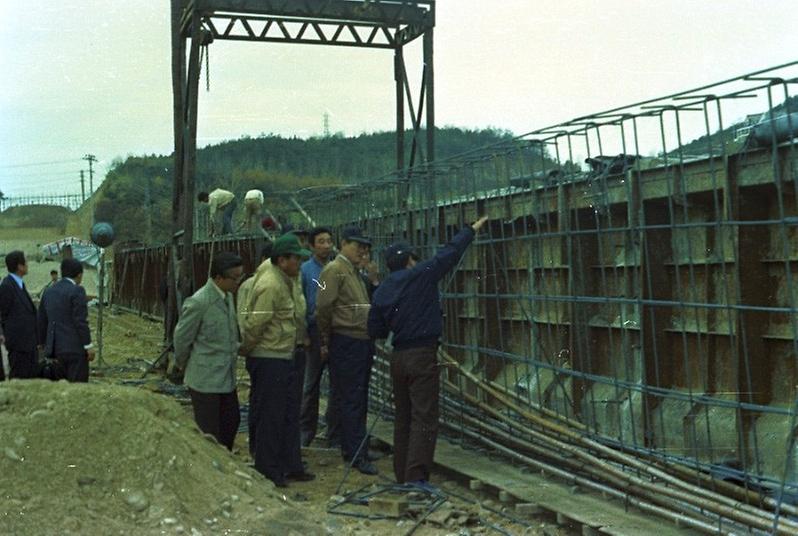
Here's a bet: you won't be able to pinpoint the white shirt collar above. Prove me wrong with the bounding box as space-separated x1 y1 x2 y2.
210 279 227 300
9 273 24 289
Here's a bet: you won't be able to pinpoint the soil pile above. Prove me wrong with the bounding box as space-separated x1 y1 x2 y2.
0 380 326 535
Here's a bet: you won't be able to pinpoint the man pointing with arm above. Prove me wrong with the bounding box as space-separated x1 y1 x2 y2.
368 216 488 488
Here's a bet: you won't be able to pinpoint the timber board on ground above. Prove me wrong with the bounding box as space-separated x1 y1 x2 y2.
370 420 702 536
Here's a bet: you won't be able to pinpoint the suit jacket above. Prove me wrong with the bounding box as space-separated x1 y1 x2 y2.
37 279 91 357
0 275 38 353
173 279 240 393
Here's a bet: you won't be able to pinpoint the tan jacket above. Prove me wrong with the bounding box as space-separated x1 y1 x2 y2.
316 254 371 344
238 260 306 359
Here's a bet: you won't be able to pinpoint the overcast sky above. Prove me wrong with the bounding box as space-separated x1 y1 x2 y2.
1 0 797 196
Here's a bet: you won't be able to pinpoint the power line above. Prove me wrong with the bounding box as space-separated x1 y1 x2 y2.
0 170 81 179
1 175 84 187
0 158 82 169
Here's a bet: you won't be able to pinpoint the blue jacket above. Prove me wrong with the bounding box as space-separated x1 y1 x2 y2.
368 227 475 350
300 256 326 326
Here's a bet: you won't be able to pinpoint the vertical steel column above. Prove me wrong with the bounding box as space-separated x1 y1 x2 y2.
167 0 186 341
395 45 405 172
423 27 434 163
179 15 203 306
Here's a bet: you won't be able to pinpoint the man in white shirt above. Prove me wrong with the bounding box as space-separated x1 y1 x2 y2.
242 189 265 233
198 188 236 236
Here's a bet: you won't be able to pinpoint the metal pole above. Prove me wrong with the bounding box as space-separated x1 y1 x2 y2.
423 27 435 163
167 0 187 342
80 170 86 202
395 45 405 172
179 15 203 301
97 248 105 367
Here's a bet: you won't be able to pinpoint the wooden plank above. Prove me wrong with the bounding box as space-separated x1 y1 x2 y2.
369 420 700 536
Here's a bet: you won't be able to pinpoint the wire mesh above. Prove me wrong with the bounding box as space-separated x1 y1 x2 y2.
111 60 798 519
301 61 798 502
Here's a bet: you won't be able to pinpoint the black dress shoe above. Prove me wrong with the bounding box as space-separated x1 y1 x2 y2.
354 459 378 475
365 450 383 462
271 478 288 488
286 471 316 482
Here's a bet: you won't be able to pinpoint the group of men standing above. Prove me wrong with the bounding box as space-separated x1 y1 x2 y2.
173 215 487 490
0 251 94 383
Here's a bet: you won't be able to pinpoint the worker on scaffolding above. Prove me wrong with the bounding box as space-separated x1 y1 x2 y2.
240 189 265 234
368 216 488 489
197 188 236 237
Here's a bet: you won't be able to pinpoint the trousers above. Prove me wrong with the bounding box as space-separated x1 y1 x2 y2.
246 351 303 482
390 345 439 483
300 324 340 446
188 388 240 451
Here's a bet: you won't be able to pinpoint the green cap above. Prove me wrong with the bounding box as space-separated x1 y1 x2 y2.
272 233 311 258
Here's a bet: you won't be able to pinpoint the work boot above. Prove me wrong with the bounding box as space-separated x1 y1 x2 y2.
354 459 378 476
285 471 316 482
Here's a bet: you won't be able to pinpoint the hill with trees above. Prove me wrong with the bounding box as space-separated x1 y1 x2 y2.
93 127 514 244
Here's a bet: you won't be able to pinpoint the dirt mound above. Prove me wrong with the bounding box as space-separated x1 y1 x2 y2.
0 381 326 535
0 205 70 230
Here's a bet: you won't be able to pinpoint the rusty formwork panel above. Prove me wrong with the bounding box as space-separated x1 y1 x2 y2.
302 61 798 495
114 61 798 503
113 237 262 317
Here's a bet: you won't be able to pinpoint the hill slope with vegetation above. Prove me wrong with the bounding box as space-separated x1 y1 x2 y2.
93 127 514 244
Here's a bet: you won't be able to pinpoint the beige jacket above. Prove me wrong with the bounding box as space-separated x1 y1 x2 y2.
316 253 371 344
173 280 239 393
238 260 306 359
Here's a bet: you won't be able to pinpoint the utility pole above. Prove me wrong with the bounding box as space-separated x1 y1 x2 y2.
83 154 97 195
144 175 153 243
80 170 86 202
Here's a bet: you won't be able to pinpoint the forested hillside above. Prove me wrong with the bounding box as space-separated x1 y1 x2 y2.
94 127 513 244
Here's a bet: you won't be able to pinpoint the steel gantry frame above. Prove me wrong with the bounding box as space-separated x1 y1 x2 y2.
168 0 436 336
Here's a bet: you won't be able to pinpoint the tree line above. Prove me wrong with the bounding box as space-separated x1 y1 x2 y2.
93 127 514 244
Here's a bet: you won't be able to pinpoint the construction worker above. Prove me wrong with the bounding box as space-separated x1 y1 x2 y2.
242 189 264 233
198 188 236 236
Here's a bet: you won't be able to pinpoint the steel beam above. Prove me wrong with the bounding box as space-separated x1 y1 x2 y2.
191 0 432 27
203 14 396 48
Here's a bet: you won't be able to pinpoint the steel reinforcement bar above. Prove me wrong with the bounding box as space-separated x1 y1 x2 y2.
114 60 798 530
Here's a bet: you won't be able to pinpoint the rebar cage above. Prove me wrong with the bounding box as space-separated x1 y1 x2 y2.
300 60 798 497
114 60 798 508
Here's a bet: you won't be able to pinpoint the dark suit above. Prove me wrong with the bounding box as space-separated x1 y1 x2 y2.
0 275 39 379
37 279 91 382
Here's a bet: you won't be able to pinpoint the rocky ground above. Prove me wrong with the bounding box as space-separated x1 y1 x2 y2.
0 302 562 535
0 229 567 535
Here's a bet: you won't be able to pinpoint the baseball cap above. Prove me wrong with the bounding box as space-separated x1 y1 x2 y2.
384 241 420 272
271 233 311 258
341 226 372 246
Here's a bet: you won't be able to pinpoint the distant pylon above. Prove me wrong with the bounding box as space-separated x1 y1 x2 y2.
323 112 330 138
